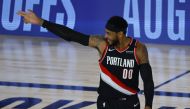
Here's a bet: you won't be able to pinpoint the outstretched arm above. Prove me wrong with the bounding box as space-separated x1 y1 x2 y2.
18 10 89 46
17 10 107 55
136 42 154 109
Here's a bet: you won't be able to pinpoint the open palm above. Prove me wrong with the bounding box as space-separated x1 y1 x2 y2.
17 10 43 25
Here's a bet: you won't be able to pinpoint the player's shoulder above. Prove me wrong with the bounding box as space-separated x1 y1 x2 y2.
134 39 149 64
89 34 107 52
134 39 147 51
90 34 107 43
90 34 104 39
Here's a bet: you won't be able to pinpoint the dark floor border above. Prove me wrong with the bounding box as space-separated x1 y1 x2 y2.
0 71 189 98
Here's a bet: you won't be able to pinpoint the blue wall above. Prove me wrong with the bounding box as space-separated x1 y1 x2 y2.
0 0 189 45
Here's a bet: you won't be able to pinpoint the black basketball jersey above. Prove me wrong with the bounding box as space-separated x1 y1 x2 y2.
98 37 140 98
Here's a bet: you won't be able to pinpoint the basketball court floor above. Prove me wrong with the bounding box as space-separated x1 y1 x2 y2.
0 35 189 109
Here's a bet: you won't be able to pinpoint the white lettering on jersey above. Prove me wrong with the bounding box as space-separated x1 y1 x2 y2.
106 56 134 68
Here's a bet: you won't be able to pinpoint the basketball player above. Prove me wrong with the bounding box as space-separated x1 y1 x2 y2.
18 10 154 109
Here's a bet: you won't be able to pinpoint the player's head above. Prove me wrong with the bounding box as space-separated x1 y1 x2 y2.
105 16 128 45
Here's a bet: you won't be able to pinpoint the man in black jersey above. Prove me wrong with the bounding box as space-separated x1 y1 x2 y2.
18 10 154 109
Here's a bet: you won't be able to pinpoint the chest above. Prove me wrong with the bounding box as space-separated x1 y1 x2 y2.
102 47 138 69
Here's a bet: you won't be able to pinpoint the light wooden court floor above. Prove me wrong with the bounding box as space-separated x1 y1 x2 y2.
0 35 190 109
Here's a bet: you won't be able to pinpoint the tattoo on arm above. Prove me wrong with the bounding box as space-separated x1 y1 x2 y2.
89 35 104 47
136 42 149 64
89 35 107 55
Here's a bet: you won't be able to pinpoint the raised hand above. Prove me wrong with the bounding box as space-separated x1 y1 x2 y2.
17 9 43 25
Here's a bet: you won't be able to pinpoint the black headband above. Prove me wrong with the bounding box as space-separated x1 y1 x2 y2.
105 23 126 32
105 16 128 33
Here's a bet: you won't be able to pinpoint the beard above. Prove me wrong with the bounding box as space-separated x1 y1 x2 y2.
107 39 119 46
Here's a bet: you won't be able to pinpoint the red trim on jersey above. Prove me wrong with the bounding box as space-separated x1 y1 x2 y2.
99 45 108 63
115 37 133 53
134 41 140 65
99 63 137 94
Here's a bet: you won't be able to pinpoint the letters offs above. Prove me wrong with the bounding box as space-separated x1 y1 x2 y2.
1 0 75 31
0 97 189 108
124 0 186 41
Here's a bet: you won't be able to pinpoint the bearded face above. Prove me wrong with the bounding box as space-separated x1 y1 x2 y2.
105 29 119 46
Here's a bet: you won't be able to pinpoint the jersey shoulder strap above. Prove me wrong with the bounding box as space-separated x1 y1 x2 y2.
128 38 137 51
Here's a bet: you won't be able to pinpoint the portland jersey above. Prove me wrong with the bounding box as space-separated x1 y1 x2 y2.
98 37 140 98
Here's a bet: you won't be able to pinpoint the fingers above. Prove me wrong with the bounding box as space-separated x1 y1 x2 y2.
17 9 37 24
17 9 34 16
23 19 28 24
17 11 29 24
27 9 33 13
17 11 27 17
